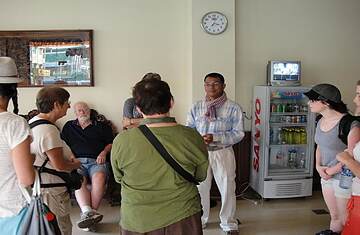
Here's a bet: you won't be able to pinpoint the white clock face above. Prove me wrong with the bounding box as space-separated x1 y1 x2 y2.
201 11 228 35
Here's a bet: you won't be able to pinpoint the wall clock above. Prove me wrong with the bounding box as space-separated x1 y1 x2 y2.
201 11 228 35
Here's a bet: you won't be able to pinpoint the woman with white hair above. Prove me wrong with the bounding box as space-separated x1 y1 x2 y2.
0 57 35 233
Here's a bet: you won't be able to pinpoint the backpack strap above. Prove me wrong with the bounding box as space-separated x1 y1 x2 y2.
29 119 55 129
29 119 67 188
338 114 359 145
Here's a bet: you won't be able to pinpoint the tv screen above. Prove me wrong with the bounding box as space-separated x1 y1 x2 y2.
272 62 300 81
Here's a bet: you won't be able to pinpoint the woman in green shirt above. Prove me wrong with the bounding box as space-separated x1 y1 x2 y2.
111 79 208 235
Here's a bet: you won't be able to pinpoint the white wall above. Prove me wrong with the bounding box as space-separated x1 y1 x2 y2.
236 0 360 129
1 0 360 131
1 0 192 128
191 0 236 102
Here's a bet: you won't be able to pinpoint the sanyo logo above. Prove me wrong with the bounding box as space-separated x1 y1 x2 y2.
252 98 261 172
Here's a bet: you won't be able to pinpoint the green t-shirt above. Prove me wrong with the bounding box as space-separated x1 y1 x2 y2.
111 123 208 233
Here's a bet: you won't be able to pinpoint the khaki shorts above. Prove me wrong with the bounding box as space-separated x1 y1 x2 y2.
42 190 72 235
321 178 352 199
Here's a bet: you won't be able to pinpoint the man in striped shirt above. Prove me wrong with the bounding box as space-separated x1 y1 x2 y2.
186 72 244 235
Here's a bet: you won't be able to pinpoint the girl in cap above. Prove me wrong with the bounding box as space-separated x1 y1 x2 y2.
304 84 360 235
0 57 35 233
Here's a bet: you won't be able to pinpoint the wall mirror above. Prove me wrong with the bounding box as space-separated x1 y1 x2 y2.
0 30 93 87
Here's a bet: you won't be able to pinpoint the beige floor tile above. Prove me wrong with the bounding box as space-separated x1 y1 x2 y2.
70 191 330 235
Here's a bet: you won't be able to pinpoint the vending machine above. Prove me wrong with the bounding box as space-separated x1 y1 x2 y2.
250 86 316 198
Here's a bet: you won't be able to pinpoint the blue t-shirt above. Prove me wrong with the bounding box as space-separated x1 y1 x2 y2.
123 97 142 119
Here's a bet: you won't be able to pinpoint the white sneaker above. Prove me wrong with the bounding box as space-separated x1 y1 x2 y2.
91 211 103 224
77 211 103 228
80 225 96 232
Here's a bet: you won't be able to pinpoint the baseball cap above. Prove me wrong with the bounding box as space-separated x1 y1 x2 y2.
303 83 342 103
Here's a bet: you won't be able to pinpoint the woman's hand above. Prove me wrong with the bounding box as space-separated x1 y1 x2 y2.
337 151 353 166
316 165 331 180
324 163 343 176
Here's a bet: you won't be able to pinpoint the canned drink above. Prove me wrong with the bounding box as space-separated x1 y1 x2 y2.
292 116 297 123
296 116 301 123
286 116 292 123
300 115 306 123
293 104 299 112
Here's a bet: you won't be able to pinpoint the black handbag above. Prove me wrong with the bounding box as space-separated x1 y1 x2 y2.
138 125 199 185
38 158 83 192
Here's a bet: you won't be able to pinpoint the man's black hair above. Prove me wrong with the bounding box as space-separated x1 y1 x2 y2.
204 72 225 84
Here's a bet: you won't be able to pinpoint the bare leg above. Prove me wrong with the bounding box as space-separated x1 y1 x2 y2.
322 187 342 232
90 172 106 210
75 177 91 208
336 196 349 228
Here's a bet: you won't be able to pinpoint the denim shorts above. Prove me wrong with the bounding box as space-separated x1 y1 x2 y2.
321 178 352 199
78 158 109 180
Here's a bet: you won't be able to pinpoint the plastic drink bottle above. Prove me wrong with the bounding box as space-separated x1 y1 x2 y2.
339 166 353 189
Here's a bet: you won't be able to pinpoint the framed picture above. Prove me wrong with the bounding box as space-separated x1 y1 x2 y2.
0 30 94 87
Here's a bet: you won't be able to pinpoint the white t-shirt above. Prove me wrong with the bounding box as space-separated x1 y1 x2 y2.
0 112 31 217
29 116 68 195
352 142 360 196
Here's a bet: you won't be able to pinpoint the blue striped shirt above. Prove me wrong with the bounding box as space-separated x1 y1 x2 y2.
186 99 244 146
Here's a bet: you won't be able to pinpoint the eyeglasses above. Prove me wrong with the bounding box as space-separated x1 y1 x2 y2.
204 82 222 87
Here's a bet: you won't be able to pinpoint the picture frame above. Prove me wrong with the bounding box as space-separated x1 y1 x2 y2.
0 30 94 87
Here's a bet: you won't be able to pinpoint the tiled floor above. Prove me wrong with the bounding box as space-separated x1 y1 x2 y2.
70 191 329 235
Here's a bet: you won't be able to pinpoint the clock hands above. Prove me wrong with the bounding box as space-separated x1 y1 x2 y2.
201 12 227 34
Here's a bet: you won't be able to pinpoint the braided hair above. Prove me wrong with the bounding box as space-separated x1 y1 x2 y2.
0 83 19 114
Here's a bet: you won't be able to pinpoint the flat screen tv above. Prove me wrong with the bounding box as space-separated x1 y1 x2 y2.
267 60 301 86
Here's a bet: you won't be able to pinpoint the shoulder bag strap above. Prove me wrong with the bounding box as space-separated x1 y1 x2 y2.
29 119 55 129
138 125 199 185
29 119 66 188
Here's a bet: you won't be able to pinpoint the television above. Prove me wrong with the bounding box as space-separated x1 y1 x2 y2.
267 60 301 86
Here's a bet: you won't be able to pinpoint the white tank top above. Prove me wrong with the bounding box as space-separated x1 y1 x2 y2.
352 142 360 196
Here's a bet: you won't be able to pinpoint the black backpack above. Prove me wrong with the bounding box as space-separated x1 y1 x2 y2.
338 114 360 145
